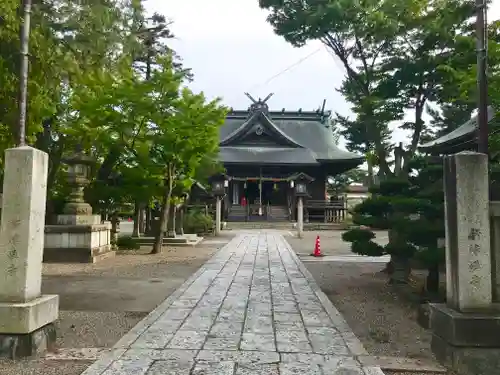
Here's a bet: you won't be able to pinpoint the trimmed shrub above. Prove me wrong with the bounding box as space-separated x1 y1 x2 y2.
116 235 140 250
183 210 213 234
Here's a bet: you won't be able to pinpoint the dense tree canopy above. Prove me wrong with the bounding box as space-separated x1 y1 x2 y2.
259 0 500 174
0 0 227 252
259 0 500 287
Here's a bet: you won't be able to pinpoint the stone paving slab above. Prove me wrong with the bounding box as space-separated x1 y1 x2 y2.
80 233 385 375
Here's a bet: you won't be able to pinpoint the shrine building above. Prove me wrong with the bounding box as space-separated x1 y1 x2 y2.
215 93 364 222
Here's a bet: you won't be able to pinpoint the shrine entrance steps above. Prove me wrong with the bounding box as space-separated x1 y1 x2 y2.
225 221 294 230
78 232 385 375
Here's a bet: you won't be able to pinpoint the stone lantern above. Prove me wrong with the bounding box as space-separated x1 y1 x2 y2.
209 173 228 235
293 173 313 238
59 146 95 220
44 146 115 263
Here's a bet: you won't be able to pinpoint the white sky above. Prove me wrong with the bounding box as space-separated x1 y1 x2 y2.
145 0 500 149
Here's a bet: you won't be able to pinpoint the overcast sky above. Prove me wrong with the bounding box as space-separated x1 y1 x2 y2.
145 0 500 148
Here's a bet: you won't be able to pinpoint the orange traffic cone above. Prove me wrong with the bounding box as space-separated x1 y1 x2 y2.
311 235 324 257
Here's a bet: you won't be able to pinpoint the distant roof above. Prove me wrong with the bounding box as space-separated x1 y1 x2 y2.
218 104 363 166
419 106 496 152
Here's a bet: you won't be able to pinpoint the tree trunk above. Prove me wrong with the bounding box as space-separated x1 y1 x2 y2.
132 200 140 237
151 193 170 253
110 213 120 249
178 206 184 236
145 206 152 235
138 203 146 234
151 167 174 254
387 228 411 284
389 254 411 284
168 205 177 238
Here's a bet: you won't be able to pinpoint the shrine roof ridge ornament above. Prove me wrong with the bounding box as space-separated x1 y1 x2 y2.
245 92 273 115
226 94 330 122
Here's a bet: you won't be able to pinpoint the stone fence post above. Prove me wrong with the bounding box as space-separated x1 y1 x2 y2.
429 151 500 375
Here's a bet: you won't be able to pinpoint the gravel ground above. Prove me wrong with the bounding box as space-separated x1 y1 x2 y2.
0 241 225 375
287 231 454 375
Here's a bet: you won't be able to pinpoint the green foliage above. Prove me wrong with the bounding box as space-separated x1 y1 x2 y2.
259 0 500 178
343 155 445 287
327 168 368 195
341 228 375 243
116 236 140 250
183 210 213 234
0 0 227 232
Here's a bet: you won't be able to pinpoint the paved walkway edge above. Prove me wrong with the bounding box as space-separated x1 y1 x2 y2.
79 236 241 374
281 238 369 357
79 234 384 375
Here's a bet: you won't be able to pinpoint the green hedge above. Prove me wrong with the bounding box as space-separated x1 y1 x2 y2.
116 236 140 250
183 210 213 234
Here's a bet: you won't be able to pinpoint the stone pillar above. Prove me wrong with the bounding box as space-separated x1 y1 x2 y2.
443 152 492 310
297 197 304 238
430 152 500 375
0 147 59 358
215 197 221 236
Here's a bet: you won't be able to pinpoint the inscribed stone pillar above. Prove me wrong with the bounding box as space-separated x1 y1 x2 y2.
0 147 58 357
443 151 492 311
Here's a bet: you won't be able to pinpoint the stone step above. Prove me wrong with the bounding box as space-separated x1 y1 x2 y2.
225 222 293 230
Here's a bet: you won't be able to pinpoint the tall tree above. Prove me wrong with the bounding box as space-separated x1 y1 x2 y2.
259 0 405 175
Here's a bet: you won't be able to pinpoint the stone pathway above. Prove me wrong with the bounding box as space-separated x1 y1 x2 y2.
81 233 384 375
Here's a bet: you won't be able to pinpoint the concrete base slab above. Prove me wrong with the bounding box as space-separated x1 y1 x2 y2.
431 333 500 375
163 236 203 247
429 303 500 375
43 246 116 263
135 235 203 247
0 294 59 334
299 254 391 263
429 303 500 346
0 322 56 359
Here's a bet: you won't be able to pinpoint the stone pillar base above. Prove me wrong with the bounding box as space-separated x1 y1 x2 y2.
0 323 56 359
0 295 59 359
430 303 500 375
44 224 115 263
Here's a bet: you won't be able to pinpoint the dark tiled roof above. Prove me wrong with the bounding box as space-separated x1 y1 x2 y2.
219 109 364 165
220 146 318 165
419 106 496 151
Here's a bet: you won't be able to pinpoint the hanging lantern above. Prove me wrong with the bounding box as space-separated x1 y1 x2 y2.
273 183 278 191
244 182 247 189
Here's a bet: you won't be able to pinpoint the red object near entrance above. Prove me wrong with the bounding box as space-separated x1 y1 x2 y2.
311 235 324 257
240 196 247 206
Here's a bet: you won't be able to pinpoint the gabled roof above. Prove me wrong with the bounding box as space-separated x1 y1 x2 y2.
220 110 304 148
219 104 364 166
419 106 496 153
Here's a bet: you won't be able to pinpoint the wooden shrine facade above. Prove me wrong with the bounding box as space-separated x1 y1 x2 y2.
215 93 364 222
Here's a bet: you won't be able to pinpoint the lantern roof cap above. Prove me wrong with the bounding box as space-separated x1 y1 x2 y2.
62 151 95 166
